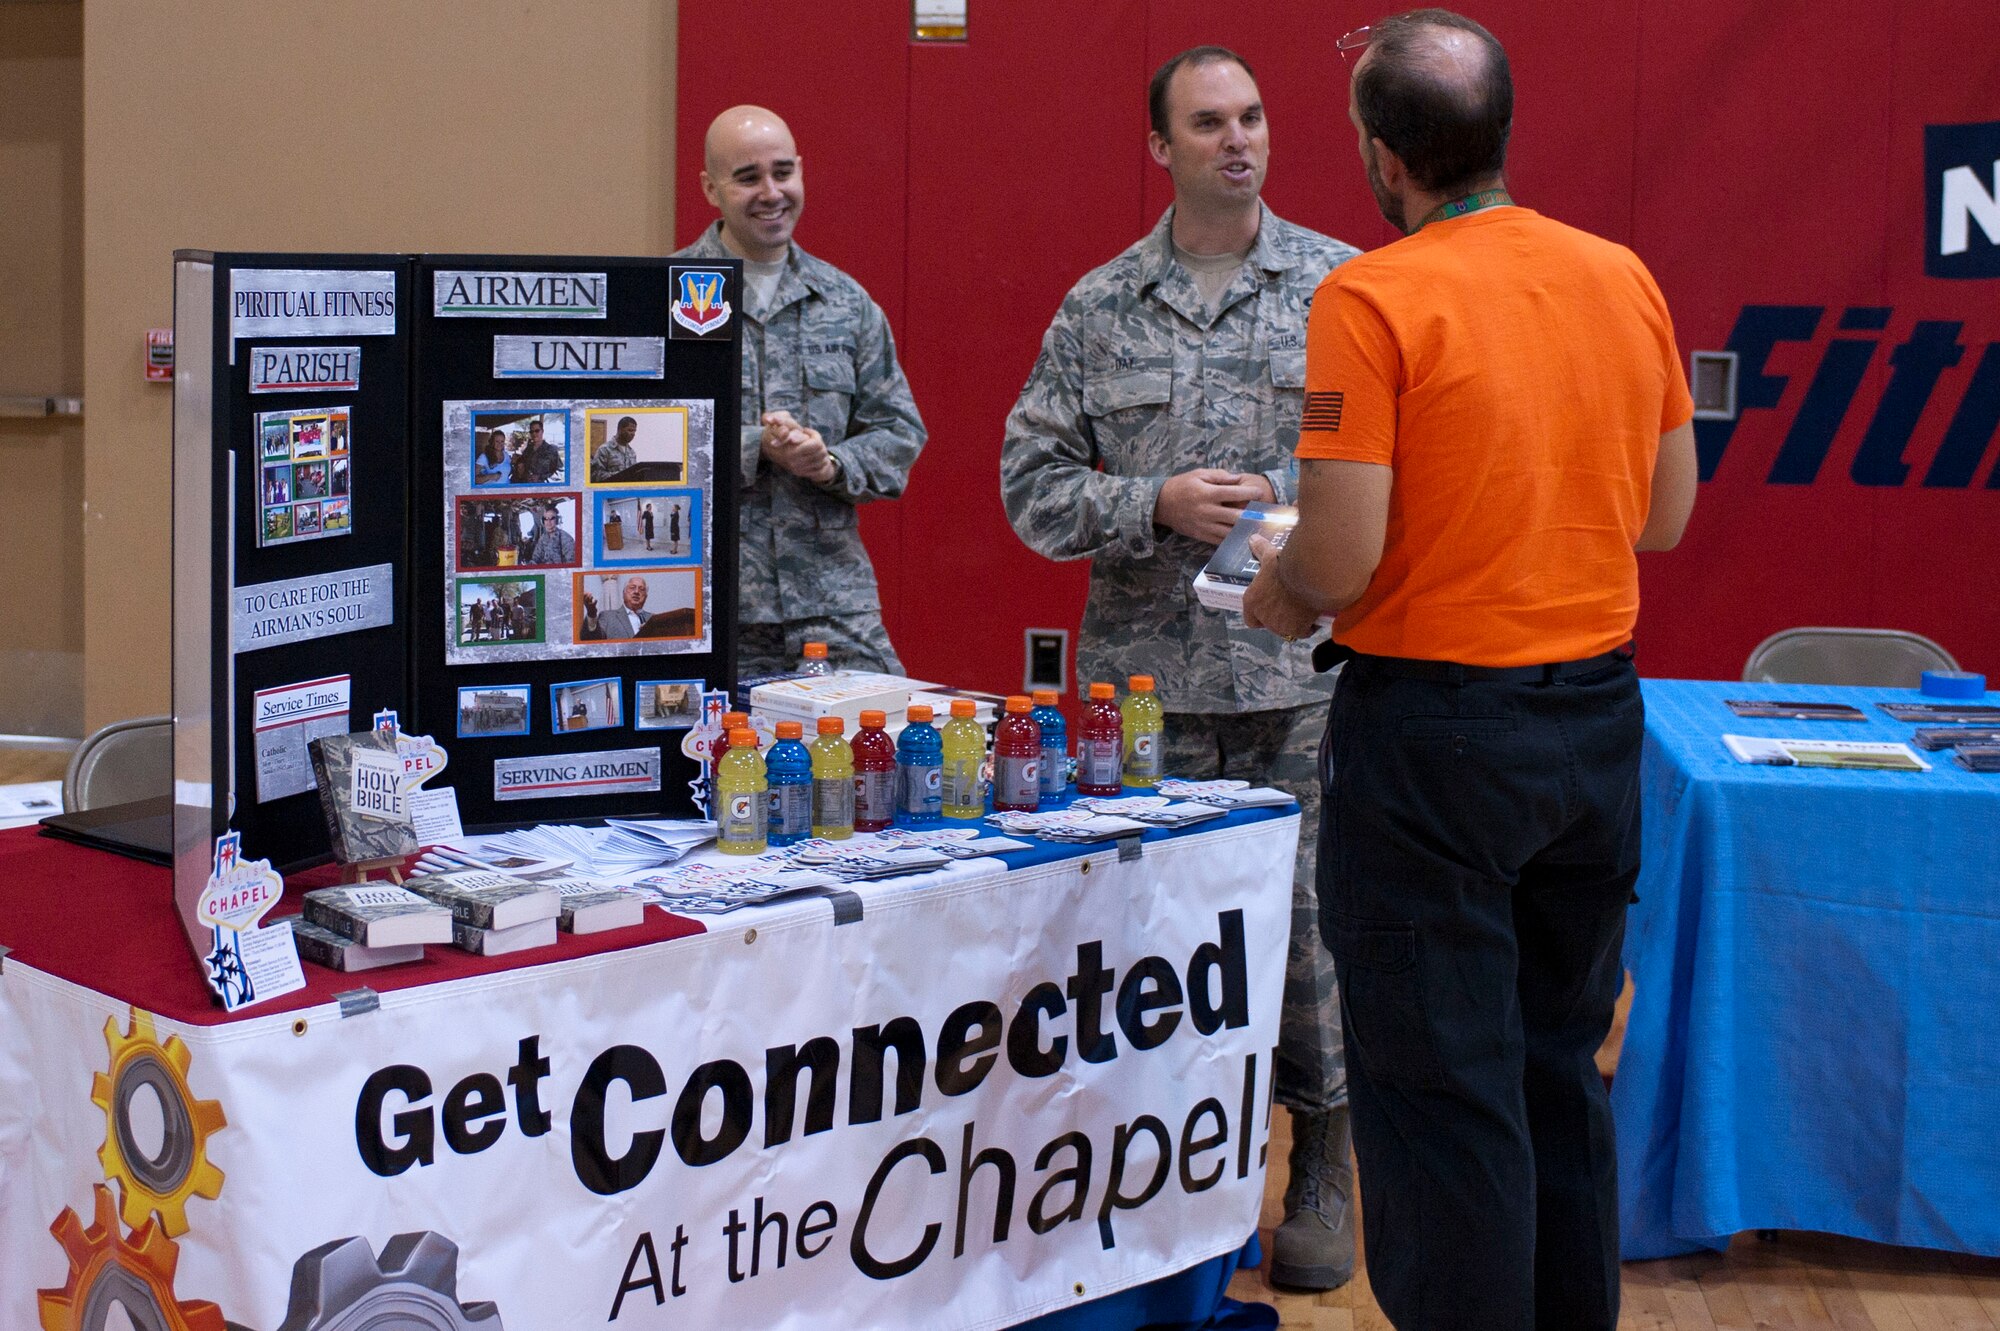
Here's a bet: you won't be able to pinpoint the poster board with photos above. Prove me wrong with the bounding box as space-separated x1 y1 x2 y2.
410 255 740 830
172 252 416 952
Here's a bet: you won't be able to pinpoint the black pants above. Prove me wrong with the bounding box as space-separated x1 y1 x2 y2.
1318 653 1642 1331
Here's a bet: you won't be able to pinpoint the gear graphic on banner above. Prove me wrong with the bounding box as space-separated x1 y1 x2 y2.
274 1231 503 1330
36 1184 229 1331
92 1008 227 1236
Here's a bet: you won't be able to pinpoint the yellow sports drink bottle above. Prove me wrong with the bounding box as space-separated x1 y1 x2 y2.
940 699 987 819
1121 674 1165 788
716 728 768 854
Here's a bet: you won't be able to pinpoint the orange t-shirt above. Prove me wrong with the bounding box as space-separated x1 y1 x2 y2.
1296 207 1693 666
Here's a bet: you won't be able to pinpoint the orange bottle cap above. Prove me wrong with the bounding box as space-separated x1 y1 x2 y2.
722 711 748 727
803 641 828 659
907 704 934 723
775 721 802 739
1088 682 1116 700
950 698 978 717
817 716 845 734
859 709 887 727
1032 689 1059 707
728 728 758 747
1005 695 1032 713
1129 674 1155 691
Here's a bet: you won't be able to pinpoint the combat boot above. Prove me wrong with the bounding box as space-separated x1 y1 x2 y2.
1270 1104 1356 1290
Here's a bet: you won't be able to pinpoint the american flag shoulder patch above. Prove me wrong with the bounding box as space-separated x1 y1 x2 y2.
1302 390 1345 431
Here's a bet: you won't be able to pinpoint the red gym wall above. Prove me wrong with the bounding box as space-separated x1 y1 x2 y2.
678 2 2000 693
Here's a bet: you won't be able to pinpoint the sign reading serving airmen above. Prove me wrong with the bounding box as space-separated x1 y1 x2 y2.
250 345 361 394
435 271 608 318
231 270 397 340
493 746 662 801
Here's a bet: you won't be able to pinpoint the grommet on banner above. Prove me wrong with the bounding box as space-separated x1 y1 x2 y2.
744 927 758 945
291 1018 308 1037
1922 670 1986 698
1079 860 1091 875
1073 1282 1087 1297
335 988 379 1018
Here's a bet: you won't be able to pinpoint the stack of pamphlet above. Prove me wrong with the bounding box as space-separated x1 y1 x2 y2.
302 883 454 948
1722 734 1930 771
1071 793 1222 828
749 671 930 728
634 860 848 915
401 869 562 956
987 808 1151 842
476 819 716 877
283 914 426 972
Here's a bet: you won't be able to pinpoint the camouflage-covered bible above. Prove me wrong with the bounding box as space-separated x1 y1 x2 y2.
308 730 420 864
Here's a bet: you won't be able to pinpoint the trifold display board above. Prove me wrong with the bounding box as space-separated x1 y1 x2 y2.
171 252 740 901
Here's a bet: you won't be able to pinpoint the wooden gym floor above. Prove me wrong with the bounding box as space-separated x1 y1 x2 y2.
1229 988 2000 1329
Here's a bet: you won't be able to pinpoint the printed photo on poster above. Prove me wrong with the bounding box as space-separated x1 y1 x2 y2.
584 406 687 485
256 407 353 548
457 684 532 738
593 488 698 565
455 494 582 571
456 576 545 647
552 677 623 732
635 679 705 730
573 569 701 643
470 409 569 487
261 416 291 460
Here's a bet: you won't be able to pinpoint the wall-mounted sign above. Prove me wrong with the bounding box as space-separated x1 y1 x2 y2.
230 269 396 340
492 336 665 379
434 271 608 319
913 0 967 40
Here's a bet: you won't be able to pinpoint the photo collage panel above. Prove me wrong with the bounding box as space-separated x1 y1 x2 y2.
258 406 353 547
442 398 716 677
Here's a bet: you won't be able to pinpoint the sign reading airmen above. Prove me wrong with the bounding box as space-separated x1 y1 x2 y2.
231 270 396 340
492 335 665 379
249 345 361 394
435 270 608 318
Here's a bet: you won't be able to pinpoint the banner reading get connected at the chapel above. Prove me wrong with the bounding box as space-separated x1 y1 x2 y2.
2 818 1290 1330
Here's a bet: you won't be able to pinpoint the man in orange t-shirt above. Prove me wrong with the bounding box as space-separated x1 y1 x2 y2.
1244 11 1697 1329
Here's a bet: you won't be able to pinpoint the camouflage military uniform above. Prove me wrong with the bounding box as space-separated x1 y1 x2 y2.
1001 203 1359 1112
676 224 926 677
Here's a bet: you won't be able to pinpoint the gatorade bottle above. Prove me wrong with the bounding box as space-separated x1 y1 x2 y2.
851 710 897 832
993 696 1043 812
940 699 987 820
799 641 833 677
716 728 768 855
711 710 751 773
765 721 813 846
1077 682 1124 795
809 716 855 840
895 704 943 827
1122 674 1165 788
1030 689 1068 805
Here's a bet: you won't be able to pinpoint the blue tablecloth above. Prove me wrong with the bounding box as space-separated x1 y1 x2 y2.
1614 679 2000 1259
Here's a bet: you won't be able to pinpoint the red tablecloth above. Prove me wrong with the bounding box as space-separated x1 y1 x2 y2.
0 826 704 1026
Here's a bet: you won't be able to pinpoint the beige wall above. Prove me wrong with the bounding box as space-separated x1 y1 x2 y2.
1 3 85 739
82 0 678 729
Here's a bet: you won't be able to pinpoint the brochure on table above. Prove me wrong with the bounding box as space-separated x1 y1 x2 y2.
171 250 740 972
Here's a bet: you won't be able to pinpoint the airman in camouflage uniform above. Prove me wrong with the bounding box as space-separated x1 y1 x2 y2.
1000 47 1360 1290
676 107 925 678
